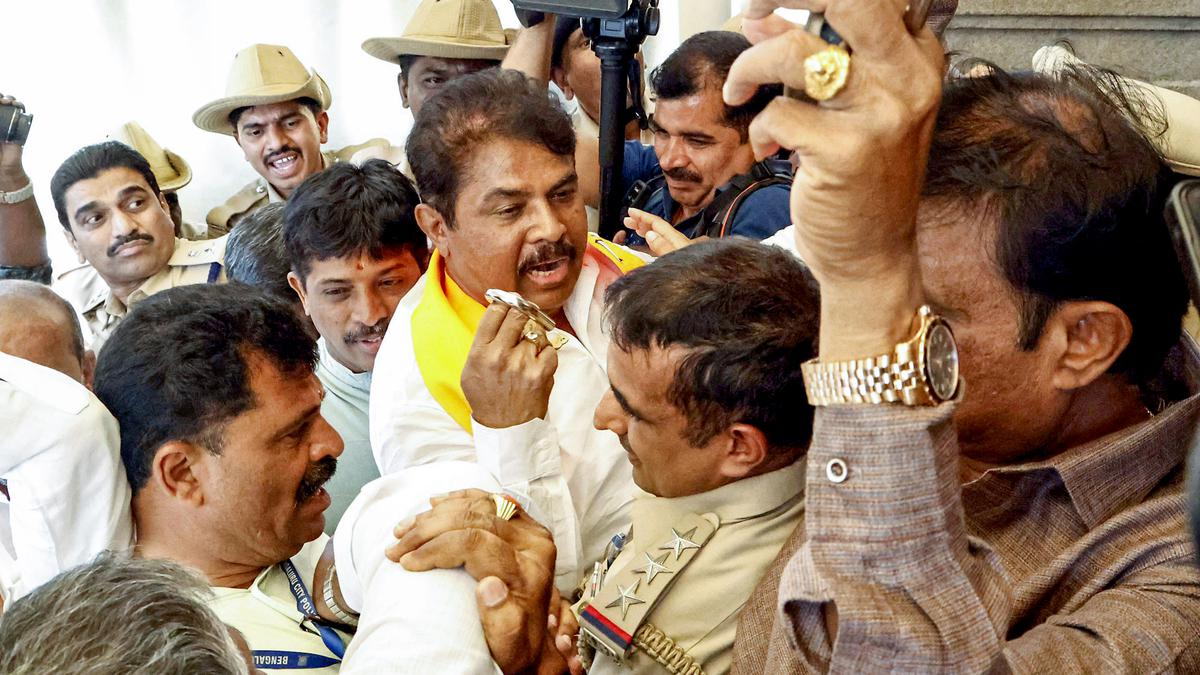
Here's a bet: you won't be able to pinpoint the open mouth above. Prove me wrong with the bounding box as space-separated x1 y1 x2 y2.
523 256 570 286
265 151 303 179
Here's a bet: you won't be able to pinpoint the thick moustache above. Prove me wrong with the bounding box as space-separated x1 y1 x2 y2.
107 235 154 258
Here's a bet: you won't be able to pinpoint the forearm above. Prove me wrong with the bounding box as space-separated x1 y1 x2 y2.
0 165 49 269
502 19 556 86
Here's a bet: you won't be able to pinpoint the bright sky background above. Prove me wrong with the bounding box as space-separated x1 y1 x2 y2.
7 0 750 269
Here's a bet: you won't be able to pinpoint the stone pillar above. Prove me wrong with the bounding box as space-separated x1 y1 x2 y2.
944 0 1200 98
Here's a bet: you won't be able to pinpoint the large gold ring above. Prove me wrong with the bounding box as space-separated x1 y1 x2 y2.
803 45 851 102
492 493 521 521
521 319 550 351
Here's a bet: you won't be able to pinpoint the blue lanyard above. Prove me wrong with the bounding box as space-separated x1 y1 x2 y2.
279 559 346 661
251 650 341 670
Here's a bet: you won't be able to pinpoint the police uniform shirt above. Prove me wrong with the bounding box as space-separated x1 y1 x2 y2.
53 236 227 353
209 535 350 674
0 353 134 605
205 139 396 236
619 142 792 243
580 460 806 675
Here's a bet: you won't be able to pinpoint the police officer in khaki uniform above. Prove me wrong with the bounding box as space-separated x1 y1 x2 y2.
194 44 392 236
49 141 227 352
107 121 207 240
360 0 512 178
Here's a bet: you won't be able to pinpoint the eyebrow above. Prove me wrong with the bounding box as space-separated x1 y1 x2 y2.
71 185 150 223
611 383 651 422
240 112 303 130
647 117 716 143
315 261 412 286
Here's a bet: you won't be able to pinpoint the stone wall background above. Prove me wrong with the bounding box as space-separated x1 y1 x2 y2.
944 1 1200 98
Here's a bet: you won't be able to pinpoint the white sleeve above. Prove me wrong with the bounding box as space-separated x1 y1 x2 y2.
370 399 477 475
335 462 503 675
472 418 582 590
0 356 133 601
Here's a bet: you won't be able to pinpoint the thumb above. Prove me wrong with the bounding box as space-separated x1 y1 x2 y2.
476 577 538 673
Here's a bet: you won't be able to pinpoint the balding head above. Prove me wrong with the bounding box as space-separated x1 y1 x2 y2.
0 280 93 387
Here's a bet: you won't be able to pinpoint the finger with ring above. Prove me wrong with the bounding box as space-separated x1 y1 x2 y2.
803 44 851 101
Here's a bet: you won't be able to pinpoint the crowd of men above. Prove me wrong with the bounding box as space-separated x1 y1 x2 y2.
4 0 1200 672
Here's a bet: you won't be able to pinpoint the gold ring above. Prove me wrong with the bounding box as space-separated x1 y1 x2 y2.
803 45 851 102
492 493 520 521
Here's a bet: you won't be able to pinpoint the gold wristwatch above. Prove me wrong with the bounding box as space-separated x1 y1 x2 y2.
801 305 960 406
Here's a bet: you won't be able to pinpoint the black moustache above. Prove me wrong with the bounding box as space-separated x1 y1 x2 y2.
296 457 337 503
265 147 303 164
107 234 154 257
519 242 577 276
344 321 389 344
664 168 702 183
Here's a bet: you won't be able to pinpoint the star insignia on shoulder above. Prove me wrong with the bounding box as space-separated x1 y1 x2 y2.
605 579 647 619
658 527 701 560
634 552 673 585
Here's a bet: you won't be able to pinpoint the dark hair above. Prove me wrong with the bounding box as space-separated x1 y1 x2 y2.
229 97 321 131
649 31 780 141
51 141 160 231
605 239 819 453
407 68 575 227
551 17 583 70
225 202 293 301
283 160 426 282
398 54 418 82
925 64 1186 383
93 284 318 491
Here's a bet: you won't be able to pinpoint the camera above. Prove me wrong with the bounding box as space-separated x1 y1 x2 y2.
511 0 629 20
0 101 33 146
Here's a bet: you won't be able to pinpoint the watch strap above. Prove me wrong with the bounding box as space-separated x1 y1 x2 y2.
321 564 359 628
0 181 33 205
801 351 930 406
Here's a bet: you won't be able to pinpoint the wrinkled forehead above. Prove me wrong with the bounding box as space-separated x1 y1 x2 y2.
457 137 576 200
64 166 155 213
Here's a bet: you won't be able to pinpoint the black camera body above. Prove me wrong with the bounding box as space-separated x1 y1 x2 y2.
511 0 628 19
0 102 33 146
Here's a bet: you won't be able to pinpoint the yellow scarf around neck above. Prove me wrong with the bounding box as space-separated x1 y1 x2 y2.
411 234 643 434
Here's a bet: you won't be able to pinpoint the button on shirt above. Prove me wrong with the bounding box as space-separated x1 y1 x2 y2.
53 236 227 352
0 352 134 604
755 338 1200 673
316 338 379 534
369 257 635 590
620 141 792 242
333 461 504 674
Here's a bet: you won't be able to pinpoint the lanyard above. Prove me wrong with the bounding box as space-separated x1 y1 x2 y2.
279 559 346 660
251 650 341 670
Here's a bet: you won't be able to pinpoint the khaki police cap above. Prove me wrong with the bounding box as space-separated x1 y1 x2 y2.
107 121 192 192
193 44 332 137
1033 44 1200 177
362 0 511 64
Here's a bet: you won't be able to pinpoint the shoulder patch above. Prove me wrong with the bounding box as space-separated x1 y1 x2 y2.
169 235 228 267
206 179 269 231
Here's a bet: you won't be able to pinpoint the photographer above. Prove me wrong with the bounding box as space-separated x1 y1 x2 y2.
0 94 51 284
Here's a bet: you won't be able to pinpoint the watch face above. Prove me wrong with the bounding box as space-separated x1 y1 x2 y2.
925 321 960 401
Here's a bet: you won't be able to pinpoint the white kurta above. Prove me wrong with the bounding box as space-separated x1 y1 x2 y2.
369 256 635 588
334 461 503 674
0 352 134 605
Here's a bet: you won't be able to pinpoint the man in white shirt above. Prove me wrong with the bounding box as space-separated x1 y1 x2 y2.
370 68 645 589
282 160 428 532
93 284 347 672
0 352 132 609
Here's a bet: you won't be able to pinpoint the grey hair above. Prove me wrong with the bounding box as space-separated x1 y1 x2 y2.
0 553 247 675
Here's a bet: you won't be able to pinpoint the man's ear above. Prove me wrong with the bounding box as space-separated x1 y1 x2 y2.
64 228 85 264
1045 300 1133 392
551 66 575 101
149 441 207 506
315 111 330 145
287 272 311 315
397 73 411 109
415 204 452 257
716 423 771 481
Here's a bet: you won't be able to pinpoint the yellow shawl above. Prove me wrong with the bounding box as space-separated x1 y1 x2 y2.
411 234 644 434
